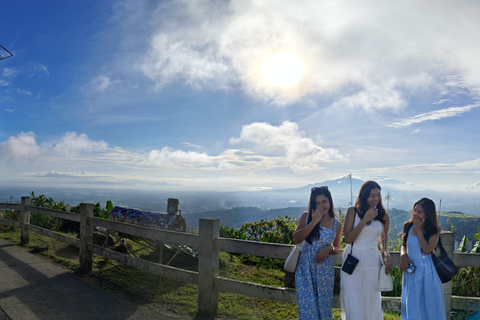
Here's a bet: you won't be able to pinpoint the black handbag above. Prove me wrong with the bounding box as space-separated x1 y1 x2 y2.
431 238 457 283
342 243 359 275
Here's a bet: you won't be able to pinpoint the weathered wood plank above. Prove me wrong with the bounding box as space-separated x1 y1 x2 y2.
382 297 402 313
453 252 480 268
27 224 80 247
0 219 20 228
0 203 21 210
91 244 198 284
215 277 297 304
91 217 199 248
451 296 480 312
218 238 292 258
26 205 81 222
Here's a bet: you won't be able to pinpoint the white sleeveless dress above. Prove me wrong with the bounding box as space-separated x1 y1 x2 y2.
340 213 383 320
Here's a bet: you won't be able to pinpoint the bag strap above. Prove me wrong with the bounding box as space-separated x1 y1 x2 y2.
380 225 387 266
436 236 446 255
349 210 358 254
382 225 388 251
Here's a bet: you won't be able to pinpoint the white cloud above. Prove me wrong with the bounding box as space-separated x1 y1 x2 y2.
52 132 108 156
467 181 480 190
138 0 480 107
41 170 89 178
230 121 346 171
16 88 32 96
2 67 18 79
218 160 236 170
0 132 108 161
84 75 115 93
31 64 50 78
433 99 450 105
145 147 209 164
0 131 41 161
388 104 480 128
332 81 407 112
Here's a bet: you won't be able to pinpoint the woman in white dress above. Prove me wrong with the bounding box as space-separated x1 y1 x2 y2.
341 181 392 320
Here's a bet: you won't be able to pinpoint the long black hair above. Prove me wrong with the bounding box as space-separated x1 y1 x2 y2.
402 198 439 250
305 186 335 244
355 180 386 224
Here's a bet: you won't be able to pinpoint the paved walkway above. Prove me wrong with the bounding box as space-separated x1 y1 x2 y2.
0 239 192 320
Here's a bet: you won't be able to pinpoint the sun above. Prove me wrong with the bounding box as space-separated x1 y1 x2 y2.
260 52 305 88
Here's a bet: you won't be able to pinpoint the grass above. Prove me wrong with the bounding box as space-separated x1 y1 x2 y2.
437 212 478 219
0 227 401 319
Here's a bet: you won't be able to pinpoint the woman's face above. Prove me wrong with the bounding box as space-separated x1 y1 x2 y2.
315 194 330 213
414 204 426 222
367 188 382 209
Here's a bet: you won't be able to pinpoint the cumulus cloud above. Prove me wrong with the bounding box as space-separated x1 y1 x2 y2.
0 131 41 161
388 104 480 128
230 121 346 171
138 0 480 108
52 132 108 156
0 132 109 161
145 146 209 164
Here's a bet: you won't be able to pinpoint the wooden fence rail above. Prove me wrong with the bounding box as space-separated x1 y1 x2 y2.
1 197 479 319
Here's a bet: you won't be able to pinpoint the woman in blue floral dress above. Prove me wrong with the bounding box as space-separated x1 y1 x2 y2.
293 186 343 320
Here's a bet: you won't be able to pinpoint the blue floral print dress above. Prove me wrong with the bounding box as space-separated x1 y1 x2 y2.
296 218 339 320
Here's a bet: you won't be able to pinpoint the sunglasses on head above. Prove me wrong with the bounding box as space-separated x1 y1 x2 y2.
311 186 328 191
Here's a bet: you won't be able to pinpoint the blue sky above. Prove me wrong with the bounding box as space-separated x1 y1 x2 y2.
1 0 480 193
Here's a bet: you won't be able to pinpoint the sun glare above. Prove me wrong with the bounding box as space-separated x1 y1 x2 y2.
261 52 305 88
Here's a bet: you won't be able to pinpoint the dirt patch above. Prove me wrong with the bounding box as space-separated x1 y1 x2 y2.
54 244 80 260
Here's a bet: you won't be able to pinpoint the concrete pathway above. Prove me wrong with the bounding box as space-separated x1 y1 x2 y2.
0 238 191 320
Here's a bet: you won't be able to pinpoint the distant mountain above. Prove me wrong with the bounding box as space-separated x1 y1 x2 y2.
184 206 480 244
1 176 479 218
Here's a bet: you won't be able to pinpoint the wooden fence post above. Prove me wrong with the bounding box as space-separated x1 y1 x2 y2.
20 197 30 245
79 203 94 273
198 218 219 317
441 231 454 319
0 209 4 232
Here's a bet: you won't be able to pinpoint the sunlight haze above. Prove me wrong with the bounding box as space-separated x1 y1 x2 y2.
1 0 479 197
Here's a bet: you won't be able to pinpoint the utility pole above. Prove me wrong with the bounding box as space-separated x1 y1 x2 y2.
348 174 353 207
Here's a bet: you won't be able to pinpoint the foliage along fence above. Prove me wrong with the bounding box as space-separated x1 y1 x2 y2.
0 197 480 319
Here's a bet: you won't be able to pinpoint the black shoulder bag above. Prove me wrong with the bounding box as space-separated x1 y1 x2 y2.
431 237 457 283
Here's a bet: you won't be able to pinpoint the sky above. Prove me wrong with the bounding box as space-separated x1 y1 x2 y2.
1 0 480 194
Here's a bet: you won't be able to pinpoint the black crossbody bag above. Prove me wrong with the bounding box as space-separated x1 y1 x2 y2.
342 242 359 274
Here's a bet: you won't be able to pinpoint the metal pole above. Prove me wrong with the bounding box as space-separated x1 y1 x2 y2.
349 174 353 207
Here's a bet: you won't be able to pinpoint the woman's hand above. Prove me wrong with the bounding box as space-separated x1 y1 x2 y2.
363 206 378 223
315 246 332 263
311 205 326 224
413 215 424 231
400 253 413 272
383 255 393 274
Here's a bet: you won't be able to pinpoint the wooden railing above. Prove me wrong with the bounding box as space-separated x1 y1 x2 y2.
1 197 479 319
